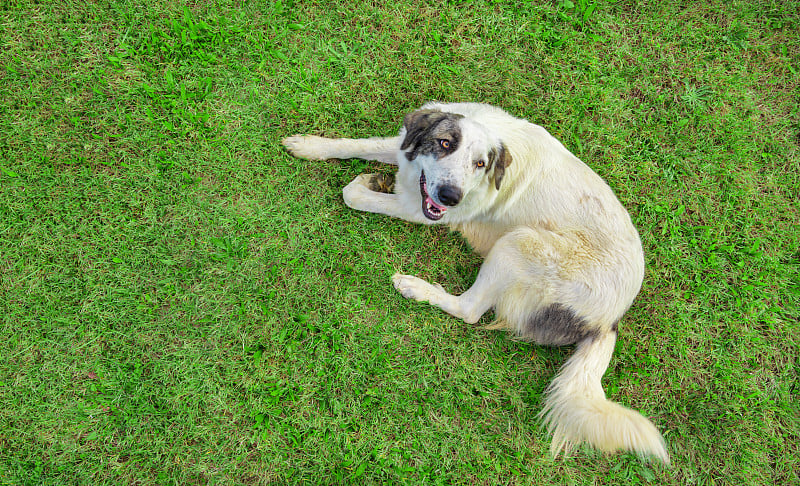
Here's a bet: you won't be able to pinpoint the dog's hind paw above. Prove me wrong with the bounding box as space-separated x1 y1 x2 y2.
392 273 439 302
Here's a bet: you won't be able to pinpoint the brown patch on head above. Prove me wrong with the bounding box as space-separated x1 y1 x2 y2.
488 143 512 189
401 109 464 161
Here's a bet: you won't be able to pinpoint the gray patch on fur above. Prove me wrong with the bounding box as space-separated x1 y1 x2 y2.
401 109 464 161
522 303 600 346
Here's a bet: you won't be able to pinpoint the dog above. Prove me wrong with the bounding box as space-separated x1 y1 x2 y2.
282 102 669 464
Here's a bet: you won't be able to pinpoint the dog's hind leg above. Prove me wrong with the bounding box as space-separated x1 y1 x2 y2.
391 229 532 323
391 226 606 329
392 271 497 324
282 135 401 164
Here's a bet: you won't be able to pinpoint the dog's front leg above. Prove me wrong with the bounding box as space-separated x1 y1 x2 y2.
282 136 401 164
343 174 432 224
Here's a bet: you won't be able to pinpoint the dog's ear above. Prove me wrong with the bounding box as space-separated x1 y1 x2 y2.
489 143 512 190
401 109 443 152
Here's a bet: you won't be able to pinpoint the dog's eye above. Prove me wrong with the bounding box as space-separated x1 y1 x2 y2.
476 159 486 168
439 139 450 149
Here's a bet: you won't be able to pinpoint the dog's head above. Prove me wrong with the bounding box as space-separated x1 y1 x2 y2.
400 108 512 221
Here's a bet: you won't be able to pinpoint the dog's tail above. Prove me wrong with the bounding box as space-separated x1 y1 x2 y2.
539 331 670 465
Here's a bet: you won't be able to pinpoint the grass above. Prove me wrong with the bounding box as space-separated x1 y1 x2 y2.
0 0 798 484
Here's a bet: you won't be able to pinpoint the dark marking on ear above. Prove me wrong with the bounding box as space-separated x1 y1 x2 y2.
611 320 619 333
401 109 464 161
488 143 512 190
522 303 600 346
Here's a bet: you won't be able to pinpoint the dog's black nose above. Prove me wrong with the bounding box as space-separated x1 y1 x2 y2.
437 185 462 206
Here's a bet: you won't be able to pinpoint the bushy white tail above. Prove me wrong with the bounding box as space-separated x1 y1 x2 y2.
539 332 670 465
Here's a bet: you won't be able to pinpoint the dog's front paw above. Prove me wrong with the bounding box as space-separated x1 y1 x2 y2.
342 174 378 209
392 273 438 302
281 135 331 160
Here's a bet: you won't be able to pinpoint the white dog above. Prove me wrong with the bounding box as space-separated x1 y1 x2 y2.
283 102 669 464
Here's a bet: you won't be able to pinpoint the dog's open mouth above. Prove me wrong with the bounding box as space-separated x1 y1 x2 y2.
420 171 447 221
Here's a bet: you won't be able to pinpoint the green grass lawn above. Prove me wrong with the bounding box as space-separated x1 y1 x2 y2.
1 0 798 484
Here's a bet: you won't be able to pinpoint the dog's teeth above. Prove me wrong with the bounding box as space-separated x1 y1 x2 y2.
425 200 444 217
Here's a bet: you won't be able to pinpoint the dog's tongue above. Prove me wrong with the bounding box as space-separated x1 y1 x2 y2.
426 193 447 212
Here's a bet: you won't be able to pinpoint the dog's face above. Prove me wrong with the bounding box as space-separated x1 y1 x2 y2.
400 109 512 221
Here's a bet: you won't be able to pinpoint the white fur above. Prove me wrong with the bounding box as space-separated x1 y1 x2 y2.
282 102 669 464
540 332 670 465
